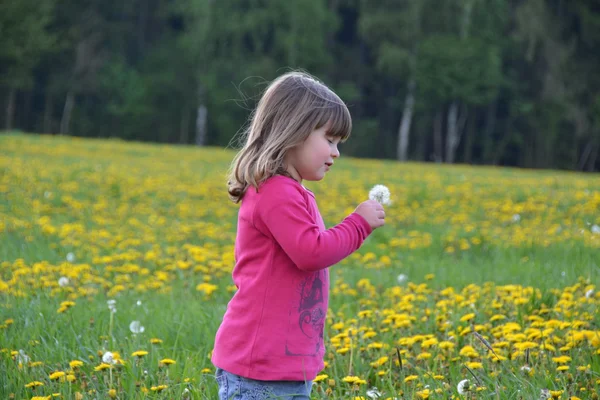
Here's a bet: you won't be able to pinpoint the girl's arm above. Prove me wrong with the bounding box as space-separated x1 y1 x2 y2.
255 183 372 271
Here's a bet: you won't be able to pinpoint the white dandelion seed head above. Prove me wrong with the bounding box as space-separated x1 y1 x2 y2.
129 320 145 334
520 365 531 373
102 351 114 364
369 184 391 205
585 289 595 299
591 224 600 234
366 387 382 399
58 277 69 287
457 379 470 394
396 274 408 284
539 389 551 399
66 252 76 263
512 214 521 222
136 300 142 306
107 299 117 313
17 350 30 364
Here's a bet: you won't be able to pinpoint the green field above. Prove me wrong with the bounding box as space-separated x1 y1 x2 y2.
1 133 599 399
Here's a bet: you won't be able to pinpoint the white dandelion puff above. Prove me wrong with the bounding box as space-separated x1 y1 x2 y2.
58 277 69 287
369 184 391 205
539 389 551 399
457 379 470 394
585 289 594 299
17 350 30 364
512 214 521 222
366 387 382 399
102 351 115 364
107 299 117 314
129 320 145 334
396 274 408 284
592 224 600 234
66 252 76 263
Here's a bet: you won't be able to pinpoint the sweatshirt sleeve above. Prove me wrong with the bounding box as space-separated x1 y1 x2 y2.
253 182 372 272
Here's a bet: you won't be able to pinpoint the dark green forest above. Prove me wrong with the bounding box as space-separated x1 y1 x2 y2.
1 0 599 171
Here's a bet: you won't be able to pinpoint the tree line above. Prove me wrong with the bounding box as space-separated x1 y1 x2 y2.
1 0 598 171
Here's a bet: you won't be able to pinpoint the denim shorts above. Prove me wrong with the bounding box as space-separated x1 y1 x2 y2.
215 368 313 399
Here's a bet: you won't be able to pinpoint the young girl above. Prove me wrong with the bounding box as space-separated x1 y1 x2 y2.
212 71 386 399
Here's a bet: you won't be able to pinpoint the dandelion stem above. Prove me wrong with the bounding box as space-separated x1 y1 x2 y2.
465 365 482 386
473 331 501 360
348 336 354 376
396 347 403 372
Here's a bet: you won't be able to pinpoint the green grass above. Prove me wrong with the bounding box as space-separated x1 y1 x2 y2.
1 132 599 399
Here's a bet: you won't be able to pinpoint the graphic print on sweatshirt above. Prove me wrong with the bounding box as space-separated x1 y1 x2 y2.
285 270 325 356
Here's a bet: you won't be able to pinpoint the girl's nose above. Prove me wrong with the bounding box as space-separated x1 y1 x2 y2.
332 145 340 158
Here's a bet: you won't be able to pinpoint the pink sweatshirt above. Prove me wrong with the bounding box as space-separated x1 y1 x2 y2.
211 175 372 381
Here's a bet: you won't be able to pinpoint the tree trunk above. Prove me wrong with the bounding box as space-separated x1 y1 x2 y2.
5 88 16 131
179 106 190 144
587 142 598 172
482 100 497 163
492 118 513 165
463 113 476 164
445 102 459 163
446 102 468 164
60 90 75 135
577 141 593 171
396 79 415 161
579 139 598 172
23 90 33 132
43 92 54 133
433 109 443 162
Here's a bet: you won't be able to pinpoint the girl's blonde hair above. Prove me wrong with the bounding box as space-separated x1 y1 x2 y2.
227 71 352 203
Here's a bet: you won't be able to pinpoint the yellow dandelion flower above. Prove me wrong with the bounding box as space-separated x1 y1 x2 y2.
159 358 176 366
342 376 363 384
557 365 569 371
49 371 66 380
94 363 111 371
416 388 431 398
151 385 168 392
460 313 476 322
465 362 483 369
404 375 418 382
552 356 572 364
150 338 163 344
25 381 44 388
313 374 328 382
132 350 148 357
439 341 455 350
69 360 84 369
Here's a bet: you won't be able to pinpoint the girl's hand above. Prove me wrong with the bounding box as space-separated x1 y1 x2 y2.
355 200 385 229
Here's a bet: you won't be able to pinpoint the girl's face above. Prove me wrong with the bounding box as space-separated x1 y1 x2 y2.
285 121 340 183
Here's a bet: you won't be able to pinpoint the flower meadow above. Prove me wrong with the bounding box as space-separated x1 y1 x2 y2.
1 133 599 399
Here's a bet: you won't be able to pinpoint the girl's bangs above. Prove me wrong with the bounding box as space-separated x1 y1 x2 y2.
317 101 352 142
